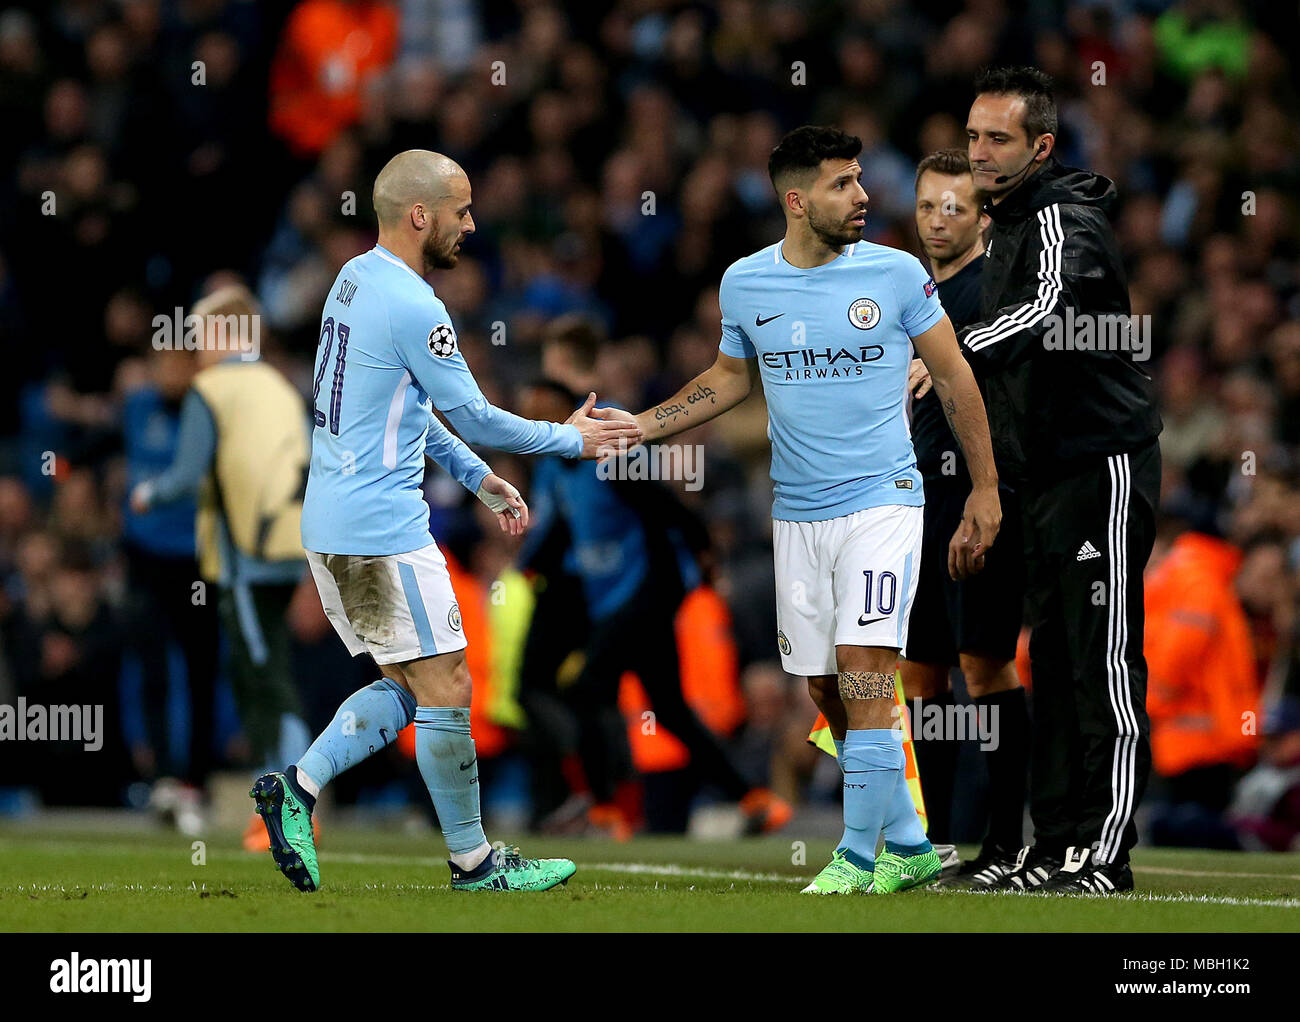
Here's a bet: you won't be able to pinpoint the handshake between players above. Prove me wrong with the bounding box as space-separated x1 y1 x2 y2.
477 390 643 537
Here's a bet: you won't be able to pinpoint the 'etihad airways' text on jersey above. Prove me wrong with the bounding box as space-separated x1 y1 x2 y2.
717 240 945 521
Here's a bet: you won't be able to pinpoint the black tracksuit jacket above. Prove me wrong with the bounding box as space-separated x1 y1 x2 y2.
957 157 1161 484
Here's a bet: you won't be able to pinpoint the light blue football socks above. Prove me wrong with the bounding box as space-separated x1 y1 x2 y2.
834 727 932 857
414 706 491 868
882 760 932 854
295 678 416 795
838 728 904 868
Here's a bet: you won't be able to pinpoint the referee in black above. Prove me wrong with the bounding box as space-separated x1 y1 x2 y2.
956 67 1162 894
902 149 1029 887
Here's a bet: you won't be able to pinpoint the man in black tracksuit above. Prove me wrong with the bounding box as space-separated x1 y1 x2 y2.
958 67 1162 893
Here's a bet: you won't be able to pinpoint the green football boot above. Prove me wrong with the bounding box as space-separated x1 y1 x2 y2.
800 849 874 894
250 771 319 893
872 847 944 893
450 846 576 891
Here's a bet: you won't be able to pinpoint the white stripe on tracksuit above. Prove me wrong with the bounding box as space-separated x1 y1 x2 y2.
964 204 1064 352
1097 453 1139 863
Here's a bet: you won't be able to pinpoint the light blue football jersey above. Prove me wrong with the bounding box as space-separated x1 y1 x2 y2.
301 245 487 555
718 240 945 522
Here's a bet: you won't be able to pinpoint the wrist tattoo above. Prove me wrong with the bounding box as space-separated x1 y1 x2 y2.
838 670 895 700
653 402 687 429
941 397 969 458
652 382 718 432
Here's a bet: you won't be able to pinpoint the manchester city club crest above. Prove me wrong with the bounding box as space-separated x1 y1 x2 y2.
848 298 880 330
777 630 791 656
428 322 458 358
448 603 462 631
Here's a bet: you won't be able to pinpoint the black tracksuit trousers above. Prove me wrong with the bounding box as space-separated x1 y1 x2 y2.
1020 439 1160 865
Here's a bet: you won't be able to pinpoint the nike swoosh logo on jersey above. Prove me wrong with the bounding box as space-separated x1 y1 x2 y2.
755 313 785 326
858 615 887 626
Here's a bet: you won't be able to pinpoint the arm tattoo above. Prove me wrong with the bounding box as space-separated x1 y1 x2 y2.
939 395 970 462
651 382 718 432
838 671 895 700
940 396 956 429
652 401 688 430
685 381 717 407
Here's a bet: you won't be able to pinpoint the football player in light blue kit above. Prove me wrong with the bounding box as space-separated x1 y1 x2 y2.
597 126 1001 893
250 150 641 893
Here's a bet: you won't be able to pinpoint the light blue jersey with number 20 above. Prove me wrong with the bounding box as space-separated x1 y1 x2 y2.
717 240 945 522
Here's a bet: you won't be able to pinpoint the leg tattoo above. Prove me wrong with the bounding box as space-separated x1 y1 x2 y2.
839 671 895 700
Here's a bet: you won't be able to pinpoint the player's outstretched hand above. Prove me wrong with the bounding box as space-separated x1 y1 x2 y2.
908 359 932 399
948 485 1002 580
569 392 643 459
477 473 530 537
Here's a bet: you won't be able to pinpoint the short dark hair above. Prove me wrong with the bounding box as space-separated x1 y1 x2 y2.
541 313 604 371
973 65 1058 140
914 148 972 190
768 125 862 192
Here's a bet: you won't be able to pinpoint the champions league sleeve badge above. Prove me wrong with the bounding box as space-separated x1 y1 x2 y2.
428 322 458 358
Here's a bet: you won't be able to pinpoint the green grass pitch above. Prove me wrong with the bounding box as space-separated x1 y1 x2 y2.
1 823 1297 932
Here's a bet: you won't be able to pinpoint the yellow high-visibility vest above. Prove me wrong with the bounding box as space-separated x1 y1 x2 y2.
190 360 309 582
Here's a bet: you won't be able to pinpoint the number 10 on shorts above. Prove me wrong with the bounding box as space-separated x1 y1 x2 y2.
859 570 897 626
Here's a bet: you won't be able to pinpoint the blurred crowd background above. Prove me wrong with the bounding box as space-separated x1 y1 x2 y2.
0 0 1298 850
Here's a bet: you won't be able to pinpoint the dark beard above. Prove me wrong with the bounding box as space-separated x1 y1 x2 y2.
807 206 862 249
423 234 458 270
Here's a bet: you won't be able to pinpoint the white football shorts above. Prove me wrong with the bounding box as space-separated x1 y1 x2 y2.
772 504 923 676
307 542 467 665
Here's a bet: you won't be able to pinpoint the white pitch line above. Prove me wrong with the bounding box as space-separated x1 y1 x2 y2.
1137 865 1300 882
318 851 1300 886
38 837 1300 884
2 838 1297 909
320 850 801 884
0 847 1296 910
584 861 803 884
978 890 1300 910
314 852 1300 908
1130 892 1300 909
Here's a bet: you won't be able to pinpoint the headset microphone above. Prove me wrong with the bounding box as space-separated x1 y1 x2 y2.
993 142 1046 185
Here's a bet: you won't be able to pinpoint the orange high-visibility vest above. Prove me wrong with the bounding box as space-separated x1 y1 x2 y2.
618 586 746 773
269 0 398 157
1145 532 1260 777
